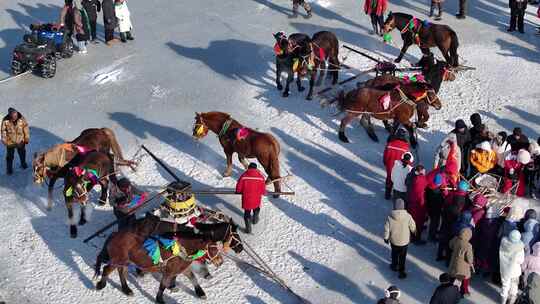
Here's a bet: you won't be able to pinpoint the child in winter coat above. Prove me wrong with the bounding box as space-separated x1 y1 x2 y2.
391 152 414 202
384 198 416 279
499 230 525 304
407 165 428 244
470 141 497 176
364 0 388 36
429 0 444 20
449 227 474 296
115 0 134 43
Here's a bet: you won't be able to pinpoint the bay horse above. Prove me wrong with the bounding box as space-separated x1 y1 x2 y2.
337 81 442 147
32 127 135 210
298 31 340 100
383 12 459 67
273 31 310 97
192 112 282 197
94 215 243 303
63 151 117 238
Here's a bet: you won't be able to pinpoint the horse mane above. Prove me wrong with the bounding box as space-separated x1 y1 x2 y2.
393 12 414 20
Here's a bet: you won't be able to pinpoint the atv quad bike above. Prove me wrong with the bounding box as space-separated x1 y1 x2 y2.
11 34 57 78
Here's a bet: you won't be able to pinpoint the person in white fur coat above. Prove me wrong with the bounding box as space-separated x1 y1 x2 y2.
115 0 134 42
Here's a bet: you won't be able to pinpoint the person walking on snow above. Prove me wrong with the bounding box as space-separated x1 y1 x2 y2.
384 198 416 279
448 227 474 296
236 163 266 234
81 0 100 43
1 108 29 175
383 129 410 200
429 273 461 304
429 0 444 20
115 0 134 43
450 119 471 176
391 152 414 202
364 0 388 36
59 0 89 53
291 0 312 19
499 230 525 304
508 0 527 33
406 165 428 244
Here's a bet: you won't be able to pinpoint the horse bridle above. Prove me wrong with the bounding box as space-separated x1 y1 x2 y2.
205 223 242 266
194 116 209 139
422 89 441 108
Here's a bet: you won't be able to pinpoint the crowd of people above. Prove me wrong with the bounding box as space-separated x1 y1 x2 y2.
379 113 540 303
57 0 134 54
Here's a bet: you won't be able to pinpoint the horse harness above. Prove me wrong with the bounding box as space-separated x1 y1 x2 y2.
400 17 424 46
346 86 434 116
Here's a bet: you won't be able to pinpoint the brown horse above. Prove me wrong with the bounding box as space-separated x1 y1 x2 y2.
383 12 459 66
298 31 340 100
337 81 442 147
94 216 243 303
273 31 310 97
32 128 134 210
192 112 282 196
63 151 117 238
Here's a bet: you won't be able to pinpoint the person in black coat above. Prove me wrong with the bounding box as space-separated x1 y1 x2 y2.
507 127 529 151
82 0 100 43
101 0 117 44
468 113 482 140
429 273 461 304
508 0 527 33
451 119 471 175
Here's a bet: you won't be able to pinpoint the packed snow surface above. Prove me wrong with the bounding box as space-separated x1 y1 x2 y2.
0 0 539 303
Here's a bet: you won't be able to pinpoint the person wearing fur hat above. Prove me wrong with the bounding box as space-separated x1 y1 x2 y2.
391 152 414 202
499 230 525 304
507 127 529 151
429 273 461 304
451 119 471 175
502 149 531 197
383 129 410 200
474 206 502 278
1 108 29 175
426 168 449 242
384 198 416 279
377 285 401 304
406 165 428 244
470 141 498 177
448 227 474 296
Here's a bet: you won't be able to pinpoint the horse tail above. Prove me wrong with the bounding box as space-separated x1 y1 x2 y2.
94 235 111 279
449 30 459 67
101 128 125 161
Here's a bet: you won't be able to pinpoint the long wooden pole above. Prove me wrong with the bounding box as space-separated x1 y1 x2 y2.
187 189 294 196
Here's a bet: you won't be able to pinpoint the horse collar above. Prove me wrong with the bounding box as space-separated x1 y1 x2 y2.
218 119 233 138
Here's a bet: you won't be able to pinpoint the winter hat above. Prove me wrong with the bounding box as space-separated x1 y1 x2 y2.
513 127 523 137
509 230 522 243
458 180 469 192
414 165 425 175
7 107 17 115
477 141 492 151
433 174 443 186
248 162 257 169
470 113 482 126
393 198 405 210
517 149 532 165
525 209 538 220
385 286 401 299
455 119 466 130
395 128 407 140
402 152 414 164
439 273 454 284
117 177 131 190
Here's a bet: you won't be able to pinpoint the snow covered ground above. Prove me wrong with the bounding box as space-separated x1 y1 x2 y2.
0 0 539 303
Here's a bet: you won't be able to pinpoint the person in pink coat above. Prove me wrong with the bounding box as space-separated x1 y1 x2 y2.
407 165 429 244
364 0 388 36
523 242 540 284
470 193 488 227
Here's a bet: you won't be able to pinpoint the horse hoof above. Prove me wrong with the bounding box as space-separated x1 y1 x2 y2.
277 84 283 90
122 287 134 296
195 287 207 299
338 132 350 143
282 92 289 98
96 281 106 290
298 86 305 92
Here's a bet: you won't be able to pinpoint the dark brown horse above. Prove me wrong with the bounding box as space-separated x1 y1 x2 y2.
273 31 310 97
337 81 442 147
32 127 135 210
383 12 459 66
63 151 117 238
94 215 243 303
192 112 282 196
298 31 340 100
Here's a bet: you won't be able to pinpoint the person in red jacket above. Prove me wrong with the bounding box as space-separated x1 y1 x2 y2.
383 129 410 200
502 149 531 197
236 163 267 233
407 165 428 244
364 0 388 36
